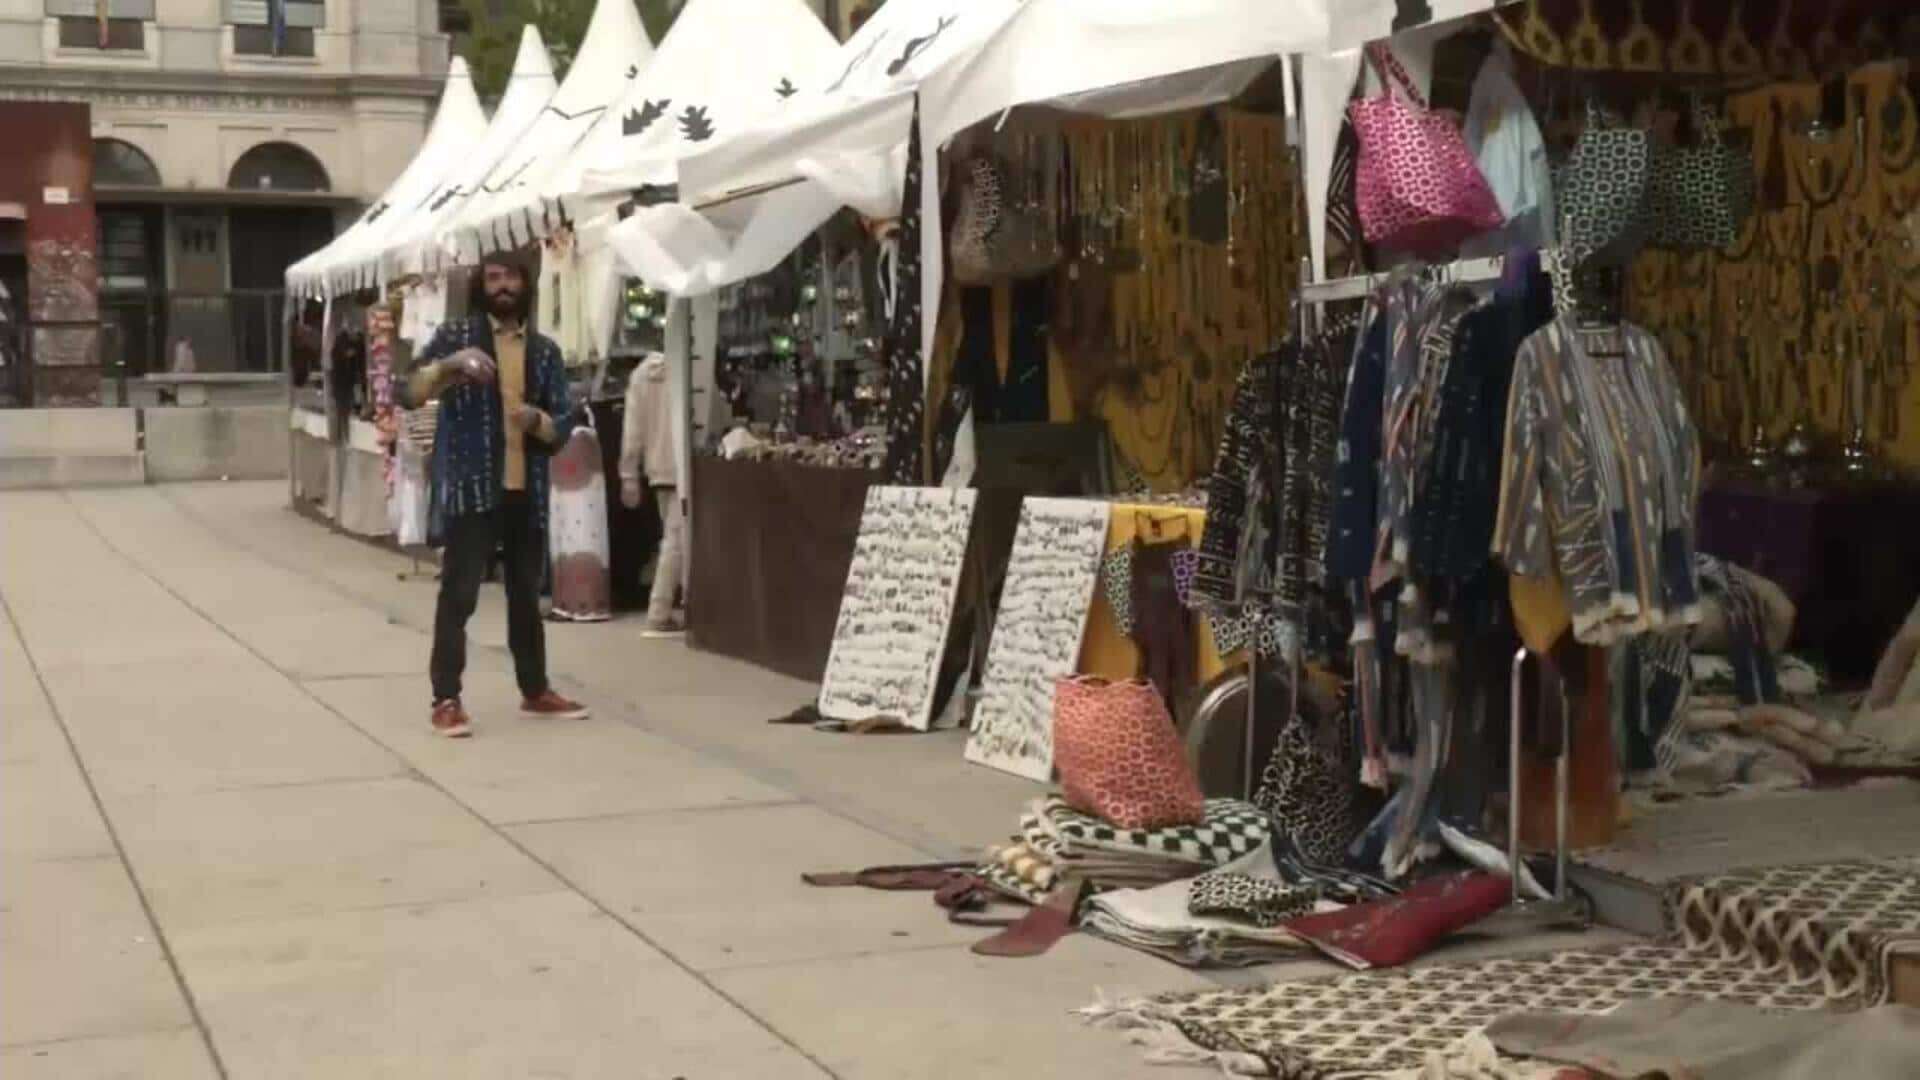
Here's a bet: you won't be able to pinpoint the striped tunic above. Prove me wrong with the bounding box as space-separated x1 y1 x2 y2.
1493 317 1701 645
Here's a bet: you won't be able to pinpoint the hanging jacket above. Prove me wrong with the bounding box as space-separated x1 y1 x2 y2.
620 351 678 488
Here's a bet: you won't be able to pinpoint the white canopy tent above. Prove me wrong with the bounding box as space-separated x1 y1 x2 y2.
605 0 1022 297
607 0 1331 297
380 26 560 283
520 0 840 247
446 0 655 263
285 59 486 299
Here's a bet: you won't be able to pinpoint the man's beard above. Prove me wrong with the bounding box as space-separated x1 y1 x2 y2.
487 288 531 323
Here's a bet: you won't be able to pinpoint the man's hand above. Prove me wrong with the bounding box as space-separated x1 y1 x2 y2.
447 348 496 386
509 404 549 435
621 478 644 509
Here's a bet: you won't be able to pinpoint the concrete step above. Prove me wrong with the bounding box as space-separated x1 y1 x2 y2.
0 454 147 490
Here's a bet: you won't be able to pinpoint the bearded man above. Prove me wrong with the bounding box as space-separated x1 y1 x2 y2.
401 252 589 738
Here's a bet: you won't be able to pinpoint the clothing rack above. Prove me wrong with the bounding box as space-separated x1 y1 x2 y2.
1298 253 1513 307
1284 252 1589 931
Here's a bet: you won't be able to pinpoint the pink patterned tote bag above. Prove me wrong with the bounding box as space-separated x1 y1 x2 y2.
1347 44 1505 255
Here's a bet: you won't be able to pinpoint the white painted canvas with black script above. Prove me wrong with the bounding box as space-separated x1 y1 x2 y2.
818 486 978 730
965 498 1110 780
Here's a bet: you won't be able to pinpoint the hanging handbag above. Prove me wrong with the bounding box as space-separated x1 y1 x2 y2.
950 122 1063 285
1253 701 1362 868
1052 676 1206 830
1648 96 1753 250
1347 43 1505 255
1552 99 1657 269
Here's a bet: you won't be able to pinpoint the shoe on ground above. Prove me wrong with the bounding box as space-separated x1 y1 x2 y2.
522 689 590 720
432 699 473 739
643 616 687 639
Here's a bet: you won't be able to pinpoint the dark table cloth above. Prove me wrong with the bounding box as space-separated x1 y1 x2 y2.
688 455 878 682
1697 481 1920 684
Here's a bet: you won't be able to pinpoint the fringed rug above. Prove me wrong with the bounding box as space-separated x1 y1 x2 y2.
1664 859 1920 1004
1082 943 1841 1079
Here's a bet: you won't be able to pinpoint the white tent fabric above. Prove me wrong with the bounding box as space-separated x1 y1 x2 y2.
1324 0 1509 52
531 0 838 239
381 26 559 282
447 0 655 262
607 0 1331 298
607 0 1022 295
286 59 486 299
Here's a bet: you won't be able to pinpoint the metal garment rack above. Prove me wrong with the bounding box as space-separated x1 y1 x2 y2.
1279 252 1587 929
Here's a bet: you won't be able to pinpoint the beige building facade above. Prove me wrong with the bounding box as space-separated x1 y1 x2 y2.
0 1 451 379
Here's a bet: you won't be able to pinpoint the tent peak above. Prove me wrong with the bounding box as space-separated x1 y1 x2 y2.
511 24 556 80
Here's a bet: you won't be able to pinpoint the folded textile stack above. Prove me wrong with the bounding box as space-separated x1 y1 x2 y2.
1080 846 1331 967
979 797 1272 904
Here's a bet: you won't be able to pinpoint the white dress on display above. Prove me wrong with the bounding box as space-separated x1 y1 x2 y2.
548 415 612 622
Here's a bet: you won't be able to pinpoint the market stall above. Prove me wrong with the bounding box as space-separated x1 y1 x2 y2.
282 60 486 540
754 4 1920 1061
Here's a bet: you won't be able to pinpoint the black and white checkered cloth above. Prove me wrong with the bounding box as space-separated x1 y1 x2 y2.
1040 796 1271 867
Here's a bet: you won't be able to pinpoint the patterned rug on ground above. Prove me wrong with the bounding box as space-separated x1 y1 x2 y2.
1664 859 1920 1004
1082 942 1843 1079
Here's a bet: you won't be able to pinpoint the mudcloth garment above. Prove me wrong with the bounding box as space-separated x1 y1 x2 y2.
932 287 990 479
1253 705 1363 867
1195 353 1279 609
1082 942 1837 1079
1664 859 1920 1006
1187 872 1316 928
1493 317 1702 646
404 314 575 541
1272 330 1352 658
1130 537 1197 708
432 492 549 704
1410 254 1553 583
882 101 928 485
1327 311 1388 583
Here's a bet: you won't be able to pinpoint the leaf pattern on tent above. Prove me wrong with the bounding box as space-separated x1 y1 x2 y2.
624 98 670 137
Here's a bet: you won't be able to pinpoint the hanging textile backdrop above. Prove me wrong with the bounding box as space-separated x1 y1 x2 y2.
1623 63 1920 468
1495 0 1918 81
928 108 1303 493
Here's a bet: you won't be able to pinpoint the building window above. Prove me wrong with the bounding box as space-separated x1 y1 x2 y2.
92 138 161 188
47 1 151 48
228 142 330 193
225 0 324 58
233 24 314 56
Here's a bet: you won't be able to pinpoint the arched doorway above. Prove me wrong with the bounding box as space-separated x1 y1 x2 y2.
227 142 330 193
92 138 161 189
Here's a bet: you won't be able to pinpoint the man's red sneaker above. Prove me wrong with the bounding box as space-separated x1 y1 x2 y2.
432 699 473 739
522 690 590 720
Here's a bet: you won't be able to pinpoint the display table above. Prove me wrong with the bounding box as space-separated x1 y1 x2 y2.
687 455 879 682
1077 502 1235 683
1698 482 1920 683
288 407 331 512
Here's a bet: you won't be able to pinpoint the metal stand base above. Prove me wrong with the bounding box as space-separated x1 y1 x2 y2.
1505 647 1593 931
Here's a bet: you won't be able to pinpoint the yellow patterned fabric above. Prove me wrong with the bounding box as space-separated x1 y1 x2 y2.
927 109 1304 494
1626 63 1920 469
1496 0 1918 82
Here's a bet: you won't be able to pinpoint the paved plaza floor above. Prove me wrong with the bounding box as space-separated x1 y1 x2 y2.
0 483 1610 1078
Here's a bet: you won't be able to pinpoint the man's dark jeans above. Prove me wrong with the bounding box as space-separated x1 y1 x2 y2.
431 493 548 704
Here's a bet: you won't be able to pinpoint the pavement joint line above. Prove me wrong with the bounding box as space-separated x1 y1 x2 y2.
0 556 232 1080
0 1023 204 1054
72 489 847 1080
156 484 988 863
494 798 810 830
698 939 983 978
